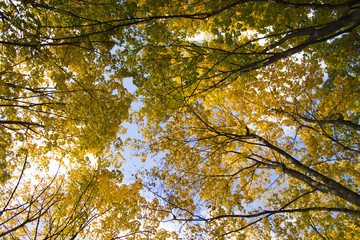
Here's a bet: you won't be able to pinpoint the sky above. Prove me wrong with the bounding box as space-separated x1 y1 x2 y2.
119 78 151 184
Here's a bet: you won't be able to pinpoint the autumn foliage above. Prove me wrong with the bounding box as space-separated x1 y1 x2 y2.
1 0 360 239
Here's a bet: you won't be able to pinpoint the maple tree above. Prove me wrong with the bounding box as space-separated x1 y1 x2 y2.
138 56 360 238
0 1 160 239
123 0 360 115
0 0 139 180
0 155 161 240
125 0 360 239
1 0 360 239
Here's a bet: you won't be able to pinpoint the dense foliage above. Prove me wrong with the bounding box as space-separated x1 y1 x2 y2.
1 0 359 239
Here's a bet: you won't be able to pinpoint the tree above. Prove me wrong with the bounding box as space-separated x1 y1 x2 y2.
136 55 360 239
0 1 164 238
121 0 360 122
0 0 141 178
0 154 171 240
124 0 360 238
2 0 360 239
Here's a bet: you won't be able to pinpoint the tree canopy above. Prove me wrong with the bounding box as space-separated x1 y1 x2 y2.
1 0 360 239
